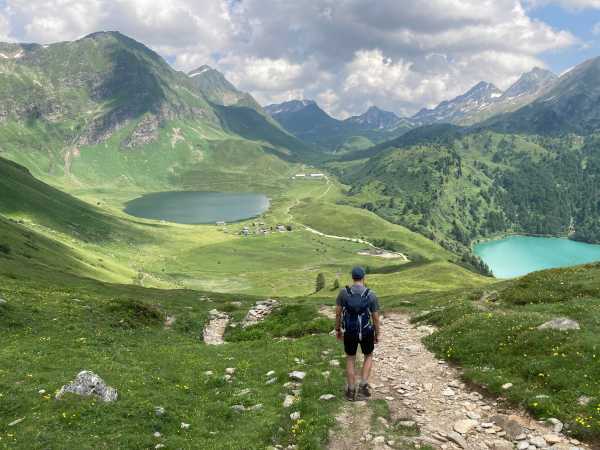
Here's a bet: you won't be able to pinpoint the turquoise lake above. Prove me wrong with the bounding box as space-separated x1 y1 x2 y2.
124 191 270 224
474 235 600 278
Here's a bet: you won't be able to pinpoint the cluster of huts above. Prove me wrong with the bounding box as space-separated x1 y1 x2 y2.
240 222 290 236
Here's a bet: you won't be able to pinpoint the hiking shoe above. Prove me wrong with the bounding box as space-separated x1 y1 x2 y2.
358 383 371 399
345 387 356 402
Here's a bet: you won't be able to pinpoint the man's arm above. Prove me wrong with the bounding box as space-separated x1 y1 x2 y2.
372 311 381 343
335 305 343 340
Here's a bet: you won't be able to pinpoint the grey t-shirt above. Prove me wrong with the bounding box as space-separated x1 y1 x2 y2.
336 284 379 312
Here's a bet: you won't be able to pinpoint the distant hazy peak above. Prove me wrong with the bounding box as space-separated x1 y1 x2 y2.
264 99 318 115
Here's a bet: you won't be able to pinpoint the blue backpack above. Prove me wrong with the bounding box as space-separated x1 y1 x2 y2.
342 286 374 341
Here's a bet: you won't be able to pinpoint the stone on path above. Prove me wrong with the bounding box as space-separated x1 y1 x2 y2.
537 317 580 331
543 434 562 444
203 310 230 345
490 440 513 450
56 370 118 402
446 431 469 449
492 415 524 441
319 394 335 401
453 418 478 434
529 436 547 447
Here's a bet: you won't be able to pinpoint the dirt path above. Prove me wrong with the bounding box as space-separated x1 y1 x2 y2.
328 313 589 450
302 226 409 262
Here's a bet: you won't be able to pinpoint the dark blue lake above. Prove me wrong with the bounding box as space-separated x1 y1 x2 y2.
124 191 270 224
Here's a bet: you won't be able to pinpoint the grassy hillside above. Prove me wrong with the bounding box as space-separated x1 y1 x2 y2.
0 266 345 449
328 130 600 262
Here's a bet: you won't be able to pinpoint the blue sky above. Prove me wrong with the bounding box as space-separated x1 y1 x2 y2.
531 4 600 73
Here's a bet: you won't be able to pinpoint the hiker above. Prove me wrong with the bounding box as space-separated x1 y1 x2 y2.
335 266 380 401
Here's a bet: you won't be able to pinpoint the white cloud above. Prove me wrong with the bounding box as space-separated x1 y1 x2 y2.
0 0 579 116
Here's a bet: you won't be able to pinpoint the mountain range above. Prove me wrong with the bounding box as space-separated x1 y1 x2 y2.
264 100 412 152
265 67 559 150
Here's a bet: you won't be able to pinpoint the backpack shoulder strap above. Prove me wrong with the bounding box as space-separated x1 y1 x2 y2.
345 286 352 296
361 288 371 298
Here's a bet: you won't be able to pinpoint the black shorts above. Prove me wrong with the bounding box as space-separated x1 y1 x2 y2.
344 332 375 356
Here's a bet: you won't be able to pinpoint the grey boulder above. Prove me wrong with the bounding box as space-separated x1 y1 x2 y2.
56 370 118 402
537 318 580 331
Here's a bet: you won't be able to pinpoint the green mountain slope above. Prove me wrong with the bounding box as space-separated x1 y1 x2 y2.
0 32 312 191
329 131 600 261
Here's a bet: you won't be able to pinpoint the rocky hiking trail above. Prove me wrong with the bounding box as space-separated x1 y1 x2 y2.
327 312 590 450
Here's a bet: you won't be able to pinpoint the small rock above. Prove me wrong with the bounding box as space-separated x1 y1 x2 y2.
56 370 118 402
283 395 295 408
319 394 335 401
288 371 306 381
153 431 162 438
547 418 563 433
481 422 494 429
204 371 214 376
266 370 276 377
329 360 340 367
372 436 385 444
442 388 456 397
322 371 330 378
529 436 547 448
543 434 562 445
8 418 25 427
266 377 277 385
517 441 530 450
38 389 46 395
249 403 263 411
492 415 524 441
454 419 478 434
180 422 190 430
155 445 165 449
231 405 246 412
399 420 416 427
446 431 469 449
490 440 513 450
502 383 513 390
290 411 301 421
154 406 165 417
466 411 481 420
577 395 592 406
537 318 580 331
225 368 236 375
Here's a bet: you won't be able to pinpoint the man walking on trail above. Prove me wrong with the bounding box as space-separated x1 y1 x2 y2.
335 266 380 401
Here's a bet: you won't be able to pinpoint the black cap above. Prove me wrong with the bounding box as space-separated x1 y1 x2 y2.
351 266 366 280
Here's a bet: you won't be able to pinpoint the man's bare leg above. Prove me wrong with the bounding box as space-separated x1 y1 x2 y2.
346 354 357 389
361 353 373 383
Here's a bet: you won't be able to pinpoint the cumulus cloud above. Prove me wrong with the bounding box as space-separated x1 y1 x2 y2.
0 0 579 117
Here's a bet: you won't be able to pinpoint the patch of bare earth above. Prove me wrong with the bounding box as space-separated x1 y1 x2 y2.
203 309 230 345
327 313 589 450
